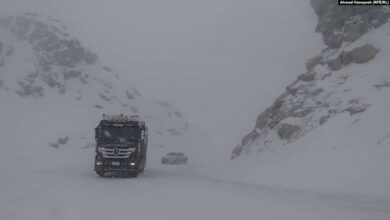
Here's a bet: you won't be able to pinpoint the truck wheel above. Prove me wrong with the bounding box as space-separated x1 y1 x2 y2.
140 159 146 173
96 171 105 177
140 163 145 173
130 172 138 177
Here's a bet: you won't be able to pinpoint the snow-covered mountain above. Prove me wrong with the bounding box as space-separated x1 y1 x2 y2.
228 3 390 195
2 6 390 220
0 13 190 163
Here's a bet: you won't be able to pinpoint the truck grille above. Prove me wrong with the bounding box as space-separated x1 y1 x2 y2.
99 148 135 158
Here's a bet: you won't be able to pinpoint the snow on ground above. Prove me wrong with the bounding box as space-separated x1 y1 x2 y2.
2 139 390 220
0 2 389 220
0 95 390 220
203 17 390 197
2 156 390 220
1 91 390 220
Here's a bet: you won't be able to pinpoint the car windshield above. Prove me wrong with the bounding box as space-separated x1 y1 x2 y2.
97 126 139 143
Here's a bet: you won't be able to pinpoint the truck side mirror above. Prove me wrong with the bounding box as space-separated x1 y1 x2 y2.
95 127 101 140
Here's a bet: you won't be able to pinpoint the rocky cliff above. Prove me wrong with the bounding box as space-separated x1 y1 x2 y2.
231 3 390 159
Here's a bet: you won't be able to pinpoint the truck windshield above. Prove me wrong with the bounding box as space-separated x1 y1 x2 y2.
97 126 139 143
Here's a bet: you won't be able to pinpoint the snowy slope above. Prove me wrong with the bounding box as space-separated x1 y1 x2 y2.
122 0 323 162
1 7 390 220
226 6 390 195
0 14 193 166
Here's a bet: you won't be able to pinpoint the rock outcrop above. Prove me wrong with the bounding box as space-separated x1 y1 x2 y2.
311 0 390 49
0 13 190 150
0 15 101 96
231 3 390 159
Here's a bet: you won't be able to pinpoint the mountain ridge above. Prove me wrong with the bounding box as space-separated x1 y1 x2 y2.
231 4 390 159
0 13 189 155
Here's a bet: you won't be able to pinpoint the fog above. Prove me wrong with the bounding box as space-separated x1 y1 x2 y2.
0 0 322 154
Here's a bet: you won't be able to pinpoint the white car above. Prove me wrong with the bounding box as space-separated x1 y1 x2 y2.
161 152 188 164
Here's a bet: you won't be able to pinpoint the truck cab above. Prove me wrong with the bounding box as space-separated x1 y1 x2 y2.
94 114 148 177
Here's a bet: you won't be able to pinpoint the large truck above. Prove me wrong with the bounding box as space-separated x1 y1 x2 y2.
94 114 148 177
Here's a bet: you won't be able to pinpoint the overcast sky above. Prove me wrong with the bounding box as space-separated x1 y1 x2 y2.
0 0 323 153
0 0 321 75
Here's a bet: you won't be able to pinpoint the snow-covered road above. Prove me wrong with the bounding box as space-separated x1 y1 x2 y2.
2 156 390 220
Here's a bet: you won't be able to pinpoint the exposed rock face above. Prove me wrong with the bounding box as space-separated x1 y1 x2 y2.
277 123 301 140
231 3 389 159
231 64 372 159
4 15 97 68
327 55 343 71
306 55 322 71
325 44 379 71
0 14 99 95
298 72 316 82
374 81 390 90
311 0 390 48
346 44 379 63
0 13 190 151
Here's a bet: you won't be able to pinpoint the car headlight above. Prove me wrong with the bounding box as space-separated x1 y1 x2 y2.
130 162 136 166
96 161 103 166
